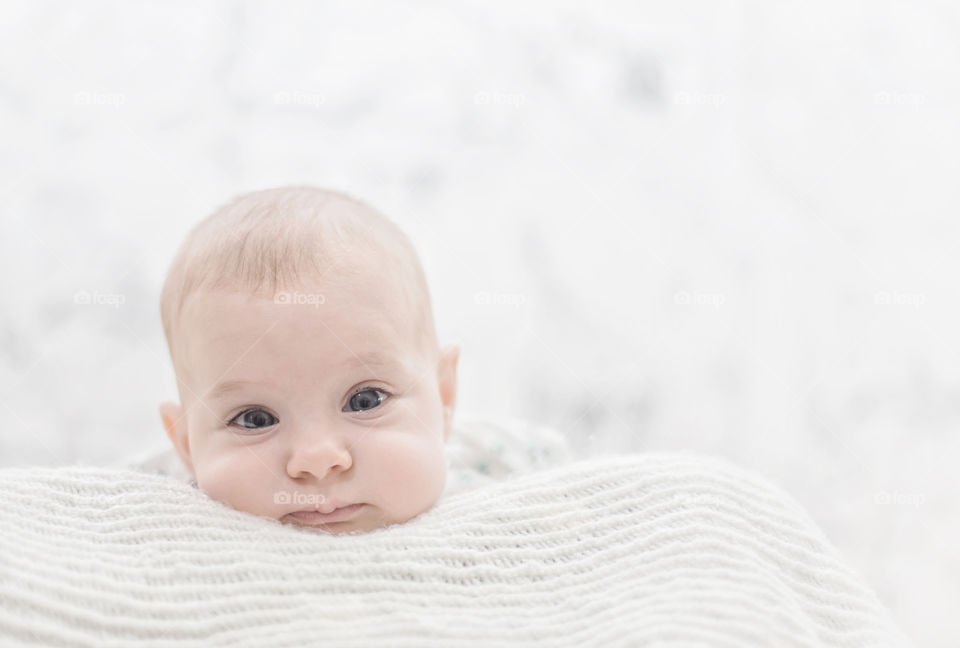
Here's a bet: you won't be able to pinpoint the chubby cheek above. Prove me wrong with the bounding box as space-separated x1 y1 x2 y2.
368 433 447 524
192 442 282 518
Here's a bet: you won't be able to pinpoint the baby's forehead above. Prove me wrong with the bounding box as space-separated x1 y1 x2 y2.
176 275 428 364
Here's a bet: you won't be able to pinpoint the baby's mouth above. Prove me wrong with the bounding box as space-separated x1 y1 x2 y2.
283 503 366 525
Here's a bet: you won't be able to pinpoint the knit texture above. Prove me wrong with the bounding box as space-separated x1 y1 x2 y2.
0 450 911 647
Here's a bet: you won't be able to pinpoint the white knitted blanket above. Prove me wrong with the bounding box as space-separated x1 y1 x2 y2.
0 441 911 646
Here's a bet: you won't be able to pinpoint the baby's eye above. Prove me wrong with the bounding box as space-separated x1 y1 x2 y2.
229 408 278 430
344 387 388 413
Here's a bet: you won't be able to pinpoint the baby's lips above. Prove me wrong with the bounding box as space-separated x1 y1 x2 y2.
293 498 355 515
284 503 367 525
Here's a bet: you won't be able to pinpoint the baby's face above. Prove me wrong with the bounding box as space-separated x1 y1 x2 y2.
160 271 458 535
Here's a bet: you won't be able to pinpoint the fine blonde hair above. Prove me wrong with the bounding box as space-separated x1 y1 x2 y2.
159 186 438 377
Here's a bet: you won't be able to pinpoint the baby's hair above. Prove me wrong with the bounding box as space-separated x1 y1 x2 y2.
159 186 438 378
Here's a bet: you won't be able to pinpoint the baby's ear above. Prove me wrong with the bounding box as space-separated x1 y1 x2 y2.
437 343 460 441
158 401 194 474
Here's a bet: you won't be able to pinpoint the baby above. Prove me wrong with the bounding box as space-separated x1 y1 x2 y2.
158 186 460 535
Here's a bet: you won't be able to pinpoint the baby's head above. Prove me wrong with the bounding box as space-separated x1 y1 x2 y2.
158 186 459 535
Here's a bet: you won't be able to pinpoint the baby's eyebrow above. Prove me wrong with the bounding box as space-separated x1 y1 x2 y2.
206 353 404 399
342 352 404 371
207 379 254 400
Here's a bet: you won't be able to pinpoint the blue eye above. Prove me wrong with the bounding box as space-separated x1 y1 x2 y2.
345 387 388 413
229 409 278 430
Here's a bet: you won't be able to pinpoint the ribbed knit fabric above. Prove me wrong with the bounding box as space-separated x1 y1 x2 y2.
0 453 911 647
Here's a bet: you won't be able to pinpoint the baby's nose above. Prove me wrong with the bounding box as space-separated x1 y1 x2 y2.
285 435 353 480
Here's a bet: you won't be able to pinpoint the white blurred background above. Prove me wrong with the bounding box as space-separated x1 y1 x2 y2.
1 1 956 644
